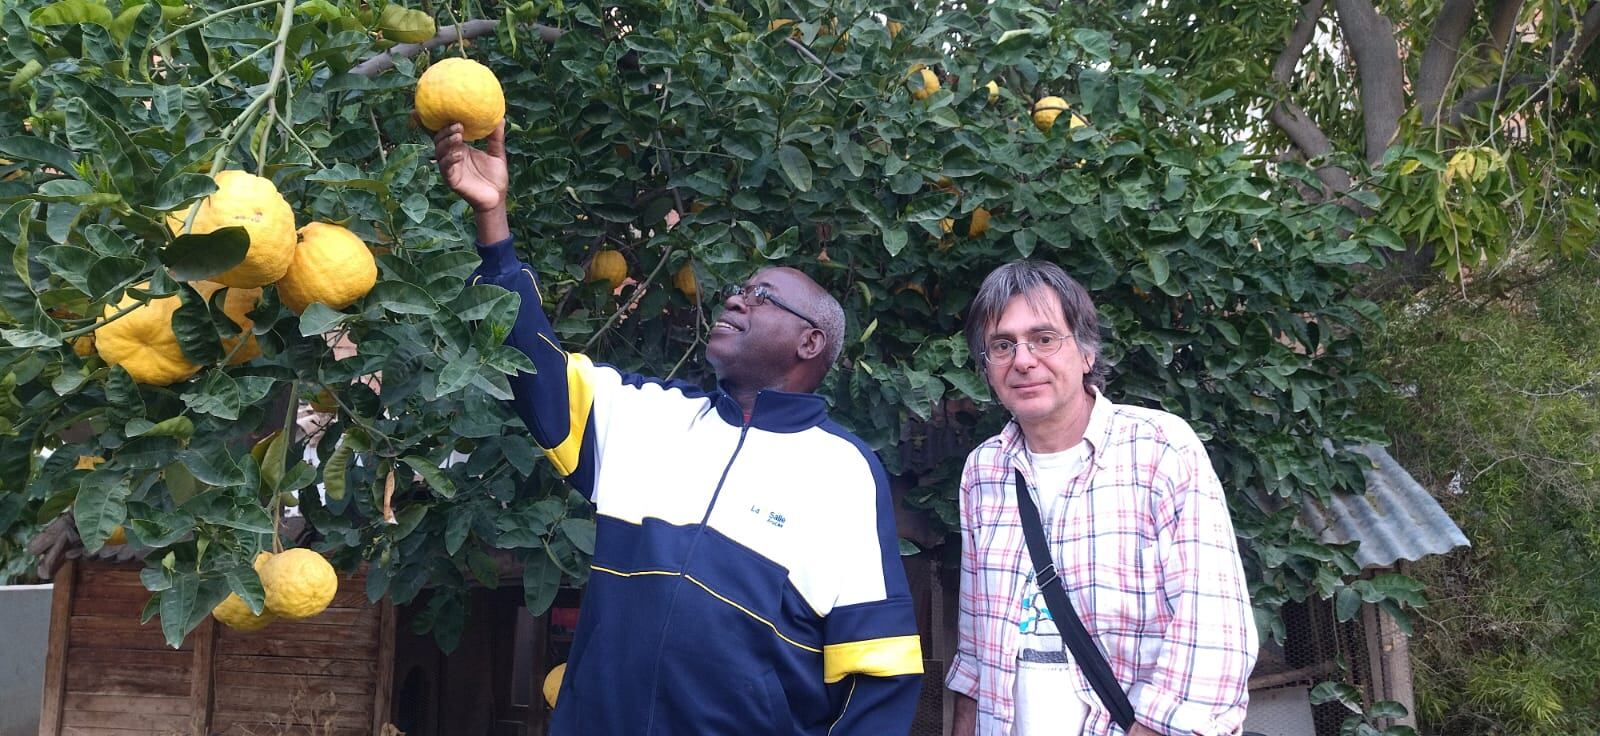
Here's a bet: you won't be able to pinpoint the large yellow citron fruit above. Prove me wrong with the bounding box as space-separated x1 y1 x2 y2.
674 264 698 301
543 663 566 707
94 288 200 386
1032 97 1089 134
260 548 338 620
191 280 263 364
908 65 940 101
587 250 627 290
276 222 379 314
414 57 506 142
213 593 277 632
166 171 296 289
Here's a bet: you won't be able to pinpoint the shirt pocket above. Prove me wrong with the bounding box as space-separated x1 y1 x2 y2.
1079 533 1151 637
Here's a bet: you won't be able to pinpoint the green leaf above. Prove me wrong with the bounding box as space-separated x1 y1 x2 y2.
260 428 288 493
158 573 199 648
401 455 458 498
162 228 249 282
559 518 596 555
777 145 813 192
297 302 354 335
224 564 266 614
126 416 195 439
0 137 79 179
521 549 561 616
151 172 217 212
322 440 354 501
367 281 438 316
74 469 131 551
173 285 223 365
31 0 113 27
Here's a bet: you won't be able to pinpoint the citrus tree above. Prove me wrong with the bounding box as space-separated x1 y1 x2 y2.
0 0 1399 653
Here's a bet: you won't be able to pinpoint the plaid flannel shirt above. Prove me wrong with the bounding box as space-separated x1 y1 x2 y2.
945 392 1257 735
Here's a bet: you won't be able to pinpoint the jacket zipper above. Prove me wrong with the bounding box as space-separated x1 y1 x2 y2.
641 422 751 733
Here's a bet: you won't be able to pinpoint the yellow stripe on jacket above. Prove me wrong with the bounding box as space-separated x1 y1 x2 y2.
822 635 924 683
544 348 595 476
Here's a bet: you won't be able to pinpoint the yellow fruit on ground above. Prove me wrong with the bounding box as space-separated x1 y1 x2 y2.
1032 96 1087 134
106 525 127 546
192 281 263 364
908 66 940 101
75 455 105 470
968 207 991 237
276 222 379 314
213 593 277 632
674 263 698 300
260 548 338 620
985 80 1000 104
587 250 627 290
414 57 506 142
166 170 296 289
94 289 200 386
543 663 566 707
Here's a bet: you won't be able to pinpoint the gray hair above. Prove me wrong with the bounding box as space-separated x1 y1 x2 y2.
808 290 847 366
964 259 1108 391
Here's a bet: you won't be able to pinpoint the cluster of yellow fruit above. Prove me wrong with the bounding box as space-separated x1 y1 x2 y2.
91 170 379 386
211 548 339 632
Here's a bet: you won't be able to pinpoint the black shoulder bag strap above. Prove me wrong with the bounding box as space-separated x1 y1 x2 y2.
1014 468 1137 731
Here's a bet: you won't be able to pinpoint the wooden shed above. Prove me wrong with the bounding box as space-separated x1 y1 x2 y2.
32 548 393 736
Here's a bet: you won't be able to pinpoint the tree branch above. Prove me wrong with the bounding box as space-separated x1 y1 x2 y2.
1416 0 1478 125
351 19 564 77
1273 0 1326 84
1270 102 1352 193
1334 0 1407 164
1446 3 1600 125
1487 0 1524 52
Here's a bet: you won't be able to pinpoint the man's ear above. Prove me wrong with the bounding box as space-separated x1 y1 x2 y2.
796 328 827 361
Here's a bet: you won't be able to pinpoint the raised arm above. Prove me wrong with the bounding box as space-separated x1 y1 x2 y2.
432 121 601 495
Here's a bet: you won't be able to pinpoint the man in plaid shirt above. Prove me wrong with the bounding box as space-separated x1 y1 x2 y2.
946 260 1257 736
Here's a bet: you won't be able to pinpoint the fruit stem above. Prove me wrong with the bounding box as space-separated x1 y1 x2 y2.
208 0 298 177
147 0 282 49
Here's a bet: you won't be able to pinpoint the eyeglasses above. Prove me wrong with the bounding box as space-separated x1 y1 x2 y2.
981 331 1071 365
722 284 820 329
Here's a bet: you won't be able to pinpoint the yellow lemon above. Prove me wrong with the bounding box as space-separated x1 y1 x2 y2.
908 66 940 101
674 263 698 301
253 551 274 574
94 288 201 386
985 80 1000 104
587 250 628 290
213 593 277 632
276 222 379 314
1031 96 1088 134
968 207 991 238
166 170 296 289
260 548 338 620
543 663 566 707
414 57 506 142
191 280 263 364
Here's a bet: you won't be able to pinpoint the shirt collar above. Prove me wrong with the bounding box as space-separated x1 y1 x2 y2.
999 387 1116 468
709 385 830 433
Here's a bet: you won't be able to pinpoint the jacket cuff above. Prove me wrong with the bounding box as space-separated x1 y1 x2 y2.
474 237 518 275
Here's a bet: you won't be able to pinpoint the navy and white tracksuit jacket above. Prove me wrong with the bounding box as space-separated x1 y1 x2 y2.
472 238 923 735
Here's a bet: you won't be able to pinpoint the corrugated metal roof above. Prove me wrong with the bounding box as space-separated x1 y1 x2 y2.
1301 445 1470 569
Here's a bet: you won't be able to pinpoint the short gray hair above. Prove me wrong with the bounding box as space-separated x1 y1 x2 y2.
809 290 846 366
964 259 1107 391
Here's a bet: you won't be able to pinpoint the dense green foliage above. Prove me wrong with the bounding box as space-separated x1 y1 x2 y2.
1367 265 1600 734
0 0 1393 652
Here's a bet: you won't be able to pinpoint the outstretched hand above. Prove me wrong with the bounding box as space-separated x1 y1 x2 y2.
431 120 508 214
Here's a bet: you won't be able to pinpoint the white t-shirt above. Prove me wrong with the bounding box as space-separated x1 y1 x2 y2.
1014 443 1091 735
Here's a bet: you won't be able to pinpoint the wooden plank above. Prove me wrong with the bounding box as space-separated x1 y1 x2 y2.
39 558 77 736
213 687 373 715
73 564 145 586
60 693 192 716
62 648 190 669
66 625 180 652
218 620 377 646
214 671 376 696
213 654 377 678
60 707 190 731
189 616 216 736
214 636 377 660
274 606 377 628
64 666 190 698
212 723 369 736
372 598 396 735
58 727 179 736
71 595 153 618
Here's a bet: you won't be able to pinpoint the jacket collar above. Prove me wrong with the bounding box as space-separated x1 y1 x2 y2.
710 385 830 433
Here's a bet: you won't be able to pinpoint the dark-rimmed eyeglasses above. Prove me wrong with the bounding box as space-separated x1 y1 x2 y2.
722 284 820 329
981 331 1072 365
